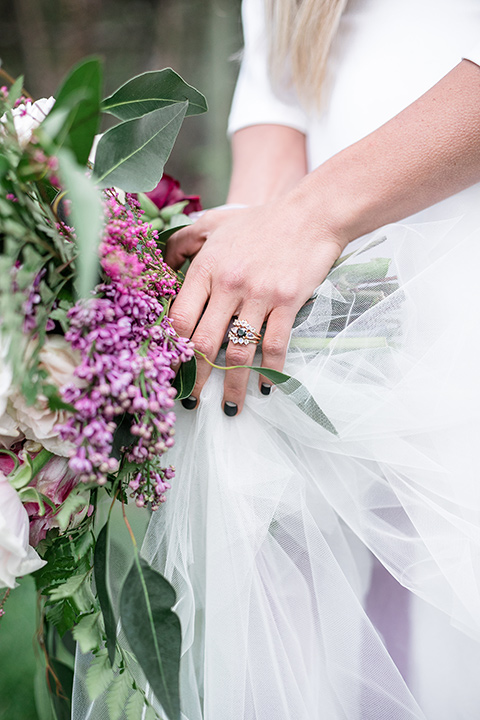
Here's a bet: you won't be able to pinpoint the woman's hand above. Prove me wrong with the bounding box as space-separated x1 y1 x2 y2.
166 202 344 416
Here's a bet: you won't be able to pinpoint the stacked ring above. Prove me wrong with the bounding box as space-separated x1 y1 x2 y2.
228 318 262 346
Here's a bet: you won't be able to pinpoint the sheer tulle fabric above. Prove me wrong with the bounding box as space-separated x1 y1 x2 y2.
73 188 480 720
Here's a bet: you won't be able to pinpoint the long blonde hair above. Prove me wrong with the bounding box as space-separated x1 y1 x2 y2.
264 0 348 107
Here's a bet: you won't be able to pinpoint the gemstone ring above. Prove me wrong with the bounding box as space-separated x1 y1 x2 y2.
228 318 262 346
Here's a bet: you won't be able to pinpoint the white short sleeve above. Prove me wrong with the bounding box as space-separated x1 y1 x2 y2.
227 0 308 136
463 40 480 67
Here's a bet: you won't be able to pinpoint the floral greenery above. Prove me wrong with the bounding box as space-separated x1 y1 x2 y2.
0 57 207 720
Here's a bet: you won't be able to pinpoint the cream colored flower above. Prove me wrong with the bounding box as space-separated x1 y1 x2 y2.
11 336 83 456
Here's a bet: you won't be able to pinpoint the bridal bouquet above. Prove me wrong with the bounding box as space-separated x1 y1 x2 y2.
0 58 206 720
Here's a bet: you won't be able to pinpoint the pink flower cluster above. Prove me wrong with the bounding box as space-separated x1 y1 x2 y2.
58 191 194 508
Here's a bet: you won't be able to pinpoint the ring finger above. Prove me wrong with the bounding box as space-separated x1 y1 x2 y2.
222 303 267 416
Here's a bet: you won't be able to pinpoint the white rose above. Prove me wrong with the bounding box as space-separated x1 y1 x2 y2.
1 96 55 149
11 335 83 456
0 471 46 588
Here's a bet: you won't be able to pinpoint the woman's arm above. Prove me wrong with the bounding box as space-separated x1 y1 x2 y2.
167 59 480 416
227 125 308 205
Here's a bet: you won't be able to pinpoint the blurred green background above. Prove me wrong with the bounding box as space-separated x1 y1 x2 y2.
0 1 242 717
0 0 242 207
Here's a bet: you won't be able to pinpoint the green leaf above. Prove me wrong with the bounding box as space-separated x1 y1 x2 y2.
248 366 338 435
105 672 132 720
72 611 102 654
86 648 113 701
45 599 79 637
57 149 103 298
43 383 75 412
125 691 147 720
94 523 117 666
51 57 102 164
158 201 189 222
93 102 188 192
49 572 89 601
156 222 190 246
120 557 181 720
55 489 90 531
8 75 24 108
137 191 161 218
102 68 207 120
172 355 196 400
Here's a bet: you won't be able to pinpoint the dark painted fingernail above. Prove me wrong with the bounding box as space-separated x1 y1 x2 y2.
181 395 197 410
260 383 271 396
223 401 238 417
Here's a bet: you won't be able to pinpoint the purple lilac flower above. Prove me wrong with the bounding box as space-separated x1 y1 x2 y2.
58 190 194 508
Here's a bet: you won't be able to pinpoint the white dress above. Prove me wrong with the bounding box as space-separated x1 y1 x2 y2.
74 1 480 718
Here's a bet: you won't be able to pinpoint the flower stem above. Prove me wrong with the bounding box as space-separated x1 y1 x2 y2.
121 499 138 550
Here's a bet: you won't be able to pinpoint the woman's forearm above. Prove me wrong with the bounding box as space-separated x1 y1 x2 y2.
227 125 308 205
291 59 480 247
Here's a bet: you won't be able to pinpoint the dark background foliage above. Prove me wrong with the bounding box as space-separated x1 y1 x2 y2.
0 2 242 718
0 0 242 206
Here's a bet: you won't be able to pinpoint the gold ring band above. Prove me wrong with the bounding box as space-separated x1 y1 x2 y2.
228 319 261 346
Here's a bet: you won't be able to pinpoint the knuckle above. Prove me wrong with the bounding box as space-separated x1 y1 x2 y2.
169 308 191 336
192 333 216 359
219 269 245 293
226 346 251 366
262 335 286 359
190 253 216 283
274 285 298 306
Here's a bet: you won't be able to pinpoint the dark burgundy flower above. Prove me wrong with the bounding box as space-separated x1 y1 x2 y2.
146 173 202 215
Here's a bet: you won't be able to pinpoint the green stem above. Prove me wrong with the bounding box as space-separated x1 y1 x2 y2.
194 349 249 372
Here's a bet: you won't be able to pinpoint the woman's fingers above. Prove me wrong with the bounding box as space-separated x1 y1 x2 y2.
184 295 240 409
169 254 212 343
221 303 267 416
165 223 206 270
257 305 298 392
165 208 242 270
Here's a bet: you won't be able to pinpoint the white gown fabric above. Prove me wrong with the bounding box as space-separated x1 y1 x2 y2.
74 1 480 719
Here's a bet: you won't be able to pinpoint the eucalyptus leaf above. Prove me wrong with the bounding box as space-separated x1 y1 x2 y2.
51 57 102 164
120 557 181 720
248 366 338 435
102 68 207 120
57 149 103 298
94 102 188 192
94 523 117 666
172 356 196 400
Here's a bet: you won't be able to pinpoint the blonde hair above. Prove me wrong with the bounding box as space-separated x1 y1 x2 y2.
265 0 348 107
